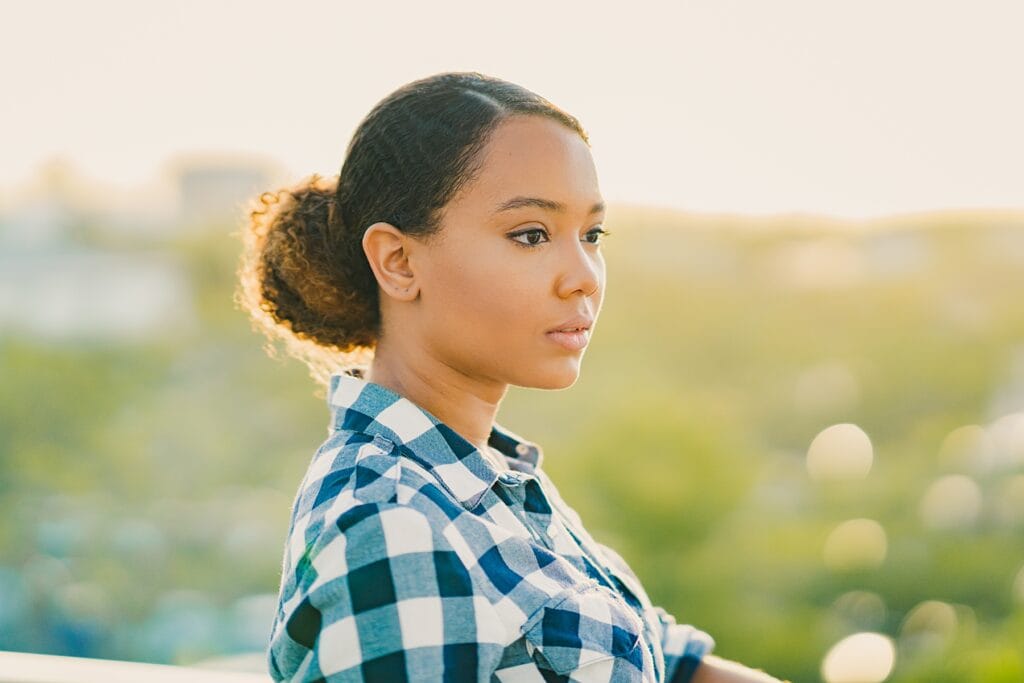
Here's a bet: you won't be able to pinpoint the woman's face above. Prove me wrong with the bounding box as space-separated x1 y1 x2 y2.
413 114 607 390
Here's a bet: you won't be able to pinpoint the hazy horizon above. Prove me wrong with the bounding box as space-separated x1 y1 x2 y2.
4 0 1023 220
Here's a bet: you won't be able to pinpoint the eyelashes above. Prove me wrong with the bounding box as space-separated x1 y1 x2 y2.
508 227 611 248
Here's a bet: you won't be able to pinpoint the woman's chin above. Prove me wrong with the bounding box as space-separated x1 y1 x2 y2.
521 358 582 390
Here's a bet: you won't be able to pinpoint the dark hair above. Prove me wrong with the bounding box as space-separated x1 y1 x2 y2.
234 71 589 388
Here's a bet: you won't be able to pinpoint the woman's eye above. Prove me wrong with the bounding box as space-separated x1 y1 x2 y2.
509 226 611 248
510 228 549 247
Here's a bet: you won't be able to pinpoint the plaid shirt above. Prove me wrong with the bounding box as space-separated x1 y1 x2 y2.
268 371 715 682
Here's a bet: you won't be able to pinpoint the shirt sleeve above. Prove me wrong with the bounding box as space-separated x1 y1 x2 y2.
269 501 507 682
652 604 716 683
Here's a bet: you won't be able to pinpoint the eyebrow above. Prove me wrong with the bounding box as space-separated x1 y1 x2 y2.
494 196 605 216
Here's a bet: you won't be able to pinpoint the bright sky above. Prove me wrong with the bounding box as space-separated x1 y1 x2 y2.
3 0 1022 219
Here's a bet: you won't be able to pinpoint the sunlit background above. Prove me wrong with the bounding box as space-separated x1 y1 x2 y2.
2 1 1022 681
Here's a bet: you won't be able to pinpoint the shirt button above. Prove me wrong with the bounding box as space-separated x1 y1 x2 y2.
515 444 530 455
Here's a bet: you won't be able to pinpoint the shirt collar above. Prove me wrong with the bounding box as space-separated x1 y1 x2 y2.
326 370 545 511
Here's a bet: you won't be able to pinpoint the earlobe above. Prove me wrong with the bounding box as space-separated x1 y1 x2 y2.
362 222 419 302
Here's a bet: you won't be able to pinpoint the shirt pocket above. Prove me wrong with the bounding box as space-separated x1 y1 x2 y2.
521 581 645 678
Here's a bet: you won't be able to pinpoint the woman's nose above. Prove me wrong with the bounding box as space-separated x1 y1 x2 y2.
556 239 603 299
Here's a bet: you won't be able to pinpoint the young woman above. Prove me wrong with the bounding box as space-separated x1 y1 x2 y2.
237 71 784 683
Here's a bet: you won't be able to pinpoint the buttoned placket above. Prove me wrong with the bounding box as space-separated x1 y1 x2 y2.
492 441 649 634
556 514 625 594
495 471 554 548
497 470 627 597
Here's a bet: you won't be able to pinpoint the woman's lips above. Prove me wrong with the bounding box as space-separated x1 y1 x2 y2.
545 328 590 351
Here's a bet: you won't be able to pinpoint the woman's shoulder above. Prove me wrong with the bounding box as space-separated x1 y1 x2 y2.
290 429 468 531
268 440 509 682
275 431 475 616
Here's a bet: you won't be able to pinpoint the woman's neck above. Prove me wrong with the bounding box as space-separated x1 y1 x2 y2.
365 338 508 462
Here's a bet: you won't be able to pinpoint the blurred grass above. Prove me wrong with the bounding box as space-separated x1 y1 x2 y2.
1 206 1023 680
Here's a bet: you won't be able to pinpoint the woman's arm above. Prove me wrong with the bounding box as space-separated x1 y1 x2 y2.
269 501 507 681
692 654 789 683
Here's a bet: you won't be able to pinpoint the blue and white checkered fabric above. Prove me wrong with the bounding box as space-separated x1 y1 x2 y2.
268 370 715 682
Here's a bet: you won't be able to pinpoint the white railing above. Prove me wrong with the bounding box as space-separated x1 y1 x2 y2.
0 651 272 683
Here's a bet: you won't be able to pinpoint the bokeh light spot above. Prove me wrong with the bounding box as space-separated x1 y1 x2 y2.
821 632 896 683
899 600 958 654
987 411 1024 470
823 518 888 572
807 423 874 481
1014 565 1024 606
830 591 887 631
937 424 994 474
919 474 982 530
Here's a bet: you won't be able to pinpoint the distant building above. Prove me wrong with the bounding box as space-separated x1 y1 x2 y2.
170 156 277 230
0 157 92 247
0 197 78 248
0 157 197 343
861 229 931 278
0 247 196 343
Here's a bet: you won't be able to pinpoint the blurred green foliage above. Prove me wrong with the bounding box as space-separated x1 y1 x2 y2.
1 208 1022 680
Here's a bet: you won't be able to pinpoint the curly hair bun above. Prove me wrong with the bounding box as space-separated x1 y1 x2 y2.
235 173 377 385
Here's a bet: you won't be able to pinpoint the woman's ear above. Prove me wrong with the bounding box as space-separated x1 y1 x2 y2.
362 222 420 302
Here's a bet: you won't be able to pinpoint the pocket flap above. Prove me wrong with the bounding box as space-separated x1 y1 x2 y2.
522 582 643 675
